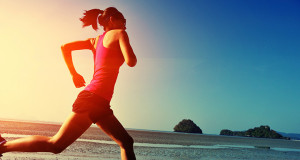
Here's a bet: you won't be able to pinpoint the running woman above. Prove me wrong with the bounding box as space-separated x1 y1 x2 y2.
0 7 137 160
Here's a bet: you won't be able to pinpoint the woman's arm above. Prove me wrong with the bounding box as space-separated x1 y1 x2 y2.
61 39 94 88
119 30 137 67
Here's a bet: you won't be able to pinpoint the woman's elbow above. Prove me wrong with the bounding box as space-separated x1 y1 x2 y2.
127 59 137 67
61 44 71 54
61 44 67 52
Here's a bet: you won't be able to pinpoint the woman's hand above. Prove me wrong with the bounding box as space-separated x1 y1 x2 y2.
72 73 86 88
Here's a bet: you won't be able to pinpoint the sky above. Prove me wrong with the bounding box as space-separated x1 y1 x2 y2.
0 0 299 134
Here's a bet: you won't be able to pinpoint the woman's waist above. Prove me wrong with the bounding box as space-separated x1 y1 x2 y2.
93 67 119 76
92 71 119 81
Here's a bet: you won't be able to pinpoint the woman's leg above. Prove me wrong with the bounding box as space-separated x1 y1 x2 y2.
96 115 136 160
0 112 92 154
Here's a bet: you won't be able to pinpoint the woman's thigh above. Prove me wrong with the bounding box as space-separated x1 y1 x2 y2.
50 112 93 149
96 115 132 147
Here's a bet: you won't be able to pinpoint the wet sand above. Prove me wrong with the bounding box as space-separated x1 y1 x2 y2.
1 120 300 160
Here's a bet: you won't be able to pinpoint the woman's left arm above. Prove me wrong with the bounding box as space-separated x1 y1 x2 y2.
61 39 94 88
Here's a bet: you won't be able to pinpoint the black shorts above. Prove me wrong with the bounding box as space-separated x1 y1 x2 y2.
72 90 113 123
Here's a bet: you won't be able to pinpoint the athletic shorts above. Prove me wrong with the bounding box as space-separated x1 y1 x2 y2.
72 90 113 123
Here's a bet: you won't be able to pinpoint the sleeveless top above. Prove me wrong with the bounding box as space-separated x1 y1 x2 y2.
84 32 125 101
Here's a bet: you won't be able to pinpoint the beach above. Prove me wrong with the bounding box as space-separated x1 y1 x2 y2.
1 120 300 160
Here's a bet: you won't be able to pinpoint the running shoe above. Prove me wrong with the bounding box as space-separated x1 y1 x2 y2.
0 134 6 157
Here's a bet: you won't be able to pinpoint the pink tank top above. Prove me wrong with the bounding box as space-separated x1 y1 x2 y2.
84 32 124 101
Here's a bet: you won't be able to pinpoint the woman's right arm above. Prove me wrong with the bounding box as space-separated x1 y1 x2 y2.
119 30 137 67
61 39 94 88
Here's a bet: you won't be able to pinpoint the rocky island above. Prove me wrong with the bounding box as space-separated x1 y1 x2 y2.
220 125 290 140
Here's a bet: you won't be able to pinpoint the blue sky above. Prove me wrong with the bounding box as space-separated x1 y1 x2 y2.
0 0 299 134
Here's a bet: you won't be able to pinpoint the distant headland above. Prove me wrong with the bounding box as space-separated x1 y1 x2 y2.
220 125 290 140
174 119 290 140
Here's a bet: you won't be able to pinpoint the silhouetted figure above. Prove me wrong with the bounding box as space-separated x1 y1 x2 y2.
0 7 137 160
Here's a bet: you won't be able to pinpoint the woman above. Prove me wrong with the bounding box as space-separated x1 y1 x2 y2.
0 7 137 160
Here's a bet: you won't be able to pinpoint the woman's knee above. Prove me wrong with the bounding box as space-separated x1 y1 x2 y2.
119 135 134 149
47 138 67 154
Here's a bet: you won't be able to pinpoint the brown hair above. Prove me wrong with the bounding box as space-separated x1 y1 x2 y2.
80 7 125 31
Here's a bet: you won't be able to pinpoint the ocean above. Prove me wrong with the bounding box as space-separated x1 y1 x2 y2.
1 120 300 160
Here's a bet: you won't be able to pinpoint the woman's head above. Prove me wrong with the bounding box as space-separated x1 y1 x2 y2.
80 7 126 31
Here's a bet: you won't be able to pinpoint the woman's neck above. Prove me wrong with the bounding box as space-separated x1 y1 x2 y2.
105 25 124 32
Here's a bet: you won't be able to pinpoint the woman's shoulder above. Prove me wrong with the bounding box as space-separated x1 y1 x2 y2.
87 35 101 51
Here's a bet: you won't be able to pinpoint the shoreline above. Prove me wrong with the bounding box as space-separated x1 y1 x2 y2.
3 133 300 152
1 119 300 160
1 118 298 141
1 119 300 149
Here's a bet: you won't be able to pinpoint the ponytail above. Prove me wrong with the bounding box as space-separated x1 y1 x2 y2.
80 9 103 31
80 7 125 31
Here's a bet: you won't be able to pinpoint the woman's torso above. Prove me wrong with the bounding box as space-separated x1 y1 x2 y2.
84 30 125 101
